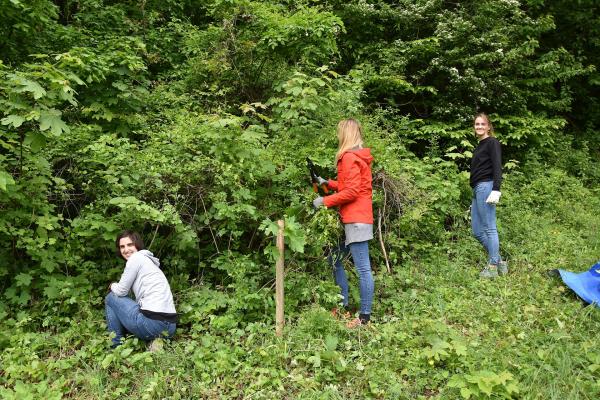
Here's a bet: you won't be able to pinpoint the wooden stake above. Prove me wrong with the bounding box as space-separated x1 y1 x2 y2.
275 219 285 336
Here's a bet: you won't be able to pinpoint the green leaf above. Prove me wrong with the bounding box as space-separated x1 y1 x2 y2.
109 196 141 206
120 347 133 357
307 354 321 368
286 233 306 253
283 216 306 253
324 335 338 351
43 285 60 299
452 340 468 356
112 81 129 91
15 273 33 287
101 354 114 369
18 290 31 305
447 375 465 388
24 132 47 152
259 218 279 237
41 259 57 273
16 77 46 99
1 114 25 128
505 382 520 394
476 377 494 396
39 109 69 135
460 388 473 399
0 170 15 191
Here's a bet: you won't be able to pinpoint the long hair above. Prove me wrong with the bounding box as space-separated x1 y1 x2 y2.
115 230 145 259
473 112 494 137
335 118 363 162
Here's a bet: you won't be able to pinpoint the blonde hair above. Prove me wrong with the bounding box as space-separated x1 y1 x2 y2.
335 118 363 161
473 112 494 137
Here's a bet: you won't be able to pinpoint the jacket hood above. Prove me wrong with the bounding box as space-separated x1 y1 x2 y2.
346 147 373 165
138 249 160 267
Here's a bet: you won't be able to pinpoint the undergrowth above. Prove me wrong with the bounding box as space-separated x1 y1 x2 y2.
2 168 599 399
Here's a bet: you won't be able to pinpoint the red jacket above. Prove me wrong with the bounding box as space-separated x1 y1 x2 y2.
323 148 374 224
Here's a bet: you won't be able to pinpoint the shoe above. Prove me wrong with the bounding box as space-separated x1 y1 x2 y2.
480 264 498 279
498 260 509 276
147 338 164 353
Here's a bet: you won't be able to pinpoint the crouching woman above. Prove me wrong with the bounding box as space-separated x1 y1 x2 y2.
105 230 177 348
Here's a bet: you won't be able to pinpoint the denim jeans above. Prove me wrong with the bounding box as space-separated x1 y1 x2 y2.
105 292 176 348
471 181 501 265
328 240 374 315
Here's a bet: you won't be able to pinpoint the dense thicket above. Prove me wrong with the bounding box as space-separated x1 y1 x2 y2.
1 1 599 398
0 0 597 330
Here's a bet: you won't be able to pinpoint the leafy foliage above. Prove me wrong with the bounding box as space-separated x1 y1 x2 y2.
0 0 599 398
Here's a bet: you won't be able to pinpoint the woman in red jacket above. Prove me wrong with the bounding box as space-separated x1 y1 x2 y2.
313 118 375 327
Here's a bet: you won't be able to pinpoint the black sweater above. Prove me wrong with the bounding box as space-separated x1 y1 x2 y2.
470 137 502 190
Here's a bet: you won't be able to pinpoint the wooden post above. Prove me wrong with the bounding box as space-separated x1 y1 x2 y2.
275 219 285 336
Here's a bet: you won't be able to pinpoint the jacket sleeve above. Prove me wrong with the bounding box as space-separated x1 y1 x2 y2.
111 255 141 296
323 155 360 208
327 179 338 191
490 139 502 191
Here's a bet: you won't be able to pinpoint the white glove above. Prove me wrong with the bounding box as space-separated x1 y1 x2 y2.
312 196 325 209
316 176 328 186
485 190 501 204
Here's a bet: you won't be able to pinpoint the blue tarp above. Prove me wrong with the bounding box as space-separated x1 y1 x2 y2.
559 261 600 306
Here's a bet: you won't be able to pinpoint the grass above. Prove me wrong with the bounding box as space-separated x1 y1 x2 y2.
2 169 600 399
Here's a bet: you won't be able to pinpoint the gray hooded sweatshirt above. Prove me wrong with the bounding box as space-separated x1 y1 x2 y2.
110 250 176 314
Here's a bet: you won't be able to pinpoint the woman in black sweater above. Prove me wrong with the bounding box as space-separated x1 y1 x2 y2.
470 113 507 278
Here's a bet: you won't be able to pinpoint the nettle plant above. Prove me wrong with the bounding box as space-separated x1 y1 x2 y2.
447 370 520 399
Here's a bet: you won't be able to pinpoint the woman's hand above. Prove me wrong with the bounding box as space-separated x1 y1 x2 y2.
312 197 325 209
316 176 328 186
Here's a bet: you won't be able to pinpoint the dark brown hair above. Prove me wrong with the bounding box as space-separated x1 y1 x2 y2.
115 230 144 259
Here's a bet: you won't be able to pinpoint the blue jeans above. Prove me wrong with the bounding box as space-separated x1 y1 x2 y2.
471 181 501 265
328 240 374 315
105 292 176 348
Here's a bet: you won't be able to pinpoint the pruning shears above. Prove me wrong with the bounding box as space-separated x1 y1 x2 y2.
306 157 329 195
